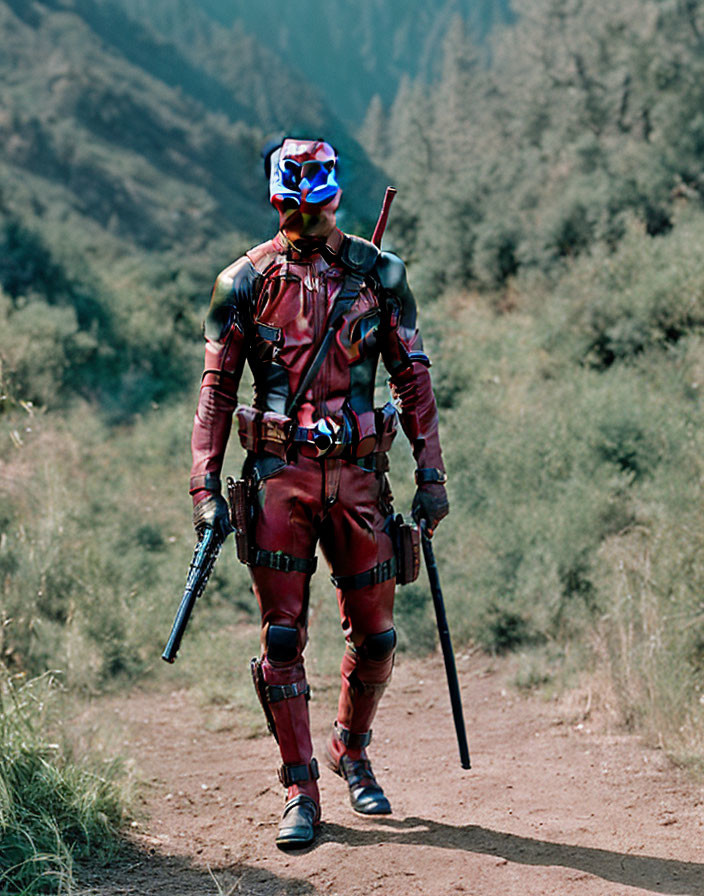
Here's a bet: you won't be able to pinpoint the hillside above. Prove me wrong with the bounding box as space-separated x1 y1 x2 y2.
0 0 386 258
0 0 388 414
192 0 514 124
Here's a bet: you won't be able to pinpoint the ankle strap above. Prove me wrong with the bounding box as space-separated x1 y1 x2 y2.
334 721 372 749
278 758 319 788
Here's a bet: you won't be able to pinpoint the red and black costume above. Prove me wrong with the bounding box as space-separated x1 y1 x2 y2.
190 138 448 849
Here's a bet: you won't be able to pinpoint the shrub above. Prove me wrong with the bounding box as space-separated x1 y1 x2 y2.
544 213 704 369
0 670 127 895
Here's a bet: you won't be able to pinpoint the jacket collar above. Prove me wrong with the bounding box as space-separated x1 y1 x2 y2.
275 227 344 261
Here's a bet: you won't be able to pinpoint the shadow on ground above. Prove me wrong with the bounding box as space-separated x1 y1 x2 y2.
319 816 704 896
76 844 317 896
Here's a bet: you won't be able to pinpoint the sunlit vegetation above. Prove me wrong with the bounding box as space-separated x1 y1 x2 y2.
4 0 704 890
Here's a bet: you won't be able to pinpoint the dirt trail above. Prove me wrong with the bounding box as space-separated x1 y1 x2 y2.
78 653 704 896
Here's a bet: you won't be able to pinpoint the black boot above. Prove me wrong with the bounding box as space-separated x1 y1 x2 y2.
326 725 391 815
276 792 320 850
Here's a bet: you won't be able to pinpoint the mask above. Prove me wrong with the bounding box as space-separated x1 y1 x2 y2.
268 138 340 212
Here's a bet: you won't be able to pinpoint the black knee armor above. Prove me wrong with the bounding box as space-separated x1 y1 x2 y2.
266 624 299 663
358 628 397 661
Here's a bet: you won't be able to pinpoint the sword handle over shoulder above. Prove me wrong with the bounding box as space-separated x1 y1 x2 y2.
372 186 397 248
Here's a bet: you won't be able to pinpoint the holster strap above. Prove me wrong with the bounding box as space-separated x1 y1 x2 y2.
331 556 396 591
266 681 310 703
278 758 320 788
251 549 317 575
334 721 372 749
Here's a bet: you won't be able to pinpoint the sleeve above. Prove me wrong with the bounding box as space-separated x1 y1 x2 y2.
376 252 446 477
189 257 257 499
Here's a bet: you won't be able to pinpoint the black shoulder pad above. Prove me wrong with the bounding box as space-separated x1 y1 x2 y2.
339 235 380 276
204 257 258 342
373 251 416 330
375 251 409 294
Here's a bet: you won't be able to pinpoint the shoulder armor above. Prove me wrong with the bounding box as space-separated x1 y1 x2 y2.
375 251 409 294
374 251 416 330
204 256 258 342
339 234 380 276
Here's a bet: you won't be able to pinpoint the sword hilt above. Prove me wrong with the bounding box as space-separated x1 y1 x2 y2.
371 186 397 248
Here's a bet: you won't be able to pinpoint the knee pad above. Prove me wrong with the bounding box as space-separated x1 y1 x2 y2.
359 628 397 661
265 624 299 663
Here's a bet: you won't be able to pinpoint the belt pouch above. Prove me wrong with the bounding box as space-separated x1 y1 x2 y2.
227 476 251 565
392 513 420 585
375 402 398 453
260 411 291 460
355 409 377 457
236 405 261 452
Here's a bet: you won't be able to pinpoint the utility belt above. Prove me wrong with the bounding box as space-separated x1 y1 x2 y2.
234 401 398 466
226 399 419 585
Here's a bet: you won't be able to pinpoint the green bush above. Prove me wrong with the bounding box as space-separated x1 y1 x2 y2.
544 213 704 368
473 218 521 289
0 670 127 895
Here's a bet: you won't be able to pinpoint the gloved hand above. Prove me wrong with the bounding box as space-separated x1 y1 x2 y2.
412 483 449 535
192 492 232 541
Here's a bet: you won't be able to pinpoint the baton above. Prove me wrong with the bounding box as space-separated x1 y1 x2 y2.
420 520 471 769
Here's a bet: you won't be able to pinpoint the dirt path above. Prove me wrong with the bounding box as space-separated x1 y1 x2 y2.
78 652 704 896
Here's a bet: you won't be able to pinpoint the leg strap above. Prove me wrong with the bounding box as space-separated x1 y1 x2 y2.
252 548 317 575
278 758 320 788
331 556 396 590
266 681 311 703
334 721 372 749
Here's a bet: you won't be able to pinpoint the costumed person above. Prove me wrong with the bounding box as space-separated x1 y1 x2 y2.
189 137 449 849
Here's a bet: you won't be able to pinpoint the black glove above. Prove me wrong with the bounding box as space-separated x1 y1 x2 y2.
412 483 449 534
193 492 232 541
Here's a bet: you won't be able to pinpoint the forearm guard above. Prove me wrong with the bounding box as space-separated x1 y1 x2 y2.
375 251 446 476
390 360 445 473
190 333 246 498
190 259 256 500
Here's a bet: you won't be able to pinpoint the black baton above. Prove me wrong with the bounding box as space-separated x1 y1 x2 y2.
420 521 471 769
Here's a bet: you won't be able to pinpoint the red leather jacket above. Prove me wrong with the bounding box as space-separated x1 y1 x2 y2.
190 227 445 497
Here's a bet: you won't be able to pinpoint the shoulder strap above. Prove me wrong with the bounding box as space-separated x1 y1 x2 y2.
284 235 378 419
285 270 367 419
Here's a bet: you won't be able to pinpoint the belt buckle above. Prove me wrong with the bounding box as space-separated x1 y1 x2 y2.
309 417 341 458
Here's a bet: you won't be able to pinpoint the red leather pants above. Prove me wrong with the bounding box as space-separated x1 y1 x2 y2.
250 455 396 801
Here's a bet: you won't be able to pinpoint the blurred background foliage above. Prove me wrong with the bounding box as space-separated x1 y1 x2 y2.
4 0 704 887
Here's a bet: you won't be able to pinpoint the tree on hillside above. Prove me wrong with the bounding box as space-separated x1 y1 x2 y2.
383 0 704 290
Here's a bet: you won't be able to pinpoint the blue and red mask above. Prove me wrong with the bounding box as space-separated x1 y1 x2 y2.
268 138 341 214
